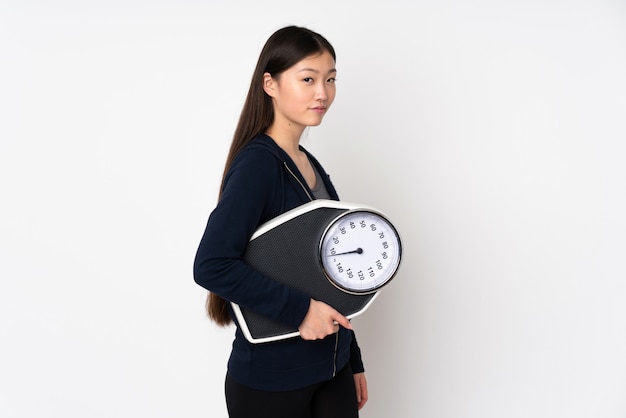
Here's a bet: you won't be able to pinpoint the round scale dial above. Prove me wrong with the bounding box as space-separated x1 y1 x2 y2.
319 209 402 294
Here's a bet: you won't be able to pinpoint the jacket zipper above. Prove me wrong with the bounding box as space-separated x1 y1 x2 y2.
332 332 339 377
283 162 313 202
285 161 339 377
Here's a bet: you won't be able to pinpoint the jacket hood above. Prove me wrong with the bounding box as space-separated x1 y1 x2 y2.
246 133 338 200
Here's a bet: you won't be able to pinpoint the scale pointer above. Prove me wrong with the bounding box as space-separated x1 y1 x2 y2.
329 248 363 256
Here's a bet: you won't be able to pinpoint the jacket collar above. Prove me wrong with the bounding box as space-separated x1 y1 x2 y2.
249 134 339 201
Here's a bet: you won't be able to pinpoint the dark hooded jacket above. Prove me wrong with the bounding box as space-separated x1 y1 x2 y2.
193 134 364 391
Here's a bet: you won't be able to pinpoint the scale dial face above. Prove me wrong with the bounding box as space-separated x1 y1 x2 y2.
319 209 402 294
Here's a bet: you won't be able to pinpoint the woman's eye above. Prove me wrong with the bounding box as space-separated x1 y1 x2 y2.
303 77 314 83
327 77 336 83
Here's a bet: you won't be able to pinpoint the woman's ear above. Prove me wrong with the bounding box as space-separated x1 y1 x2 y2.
263 72 276 97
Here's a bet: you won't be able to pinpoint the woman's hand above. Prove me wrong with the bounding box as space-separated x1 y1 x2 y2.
298 299 352 340
353 372 368 410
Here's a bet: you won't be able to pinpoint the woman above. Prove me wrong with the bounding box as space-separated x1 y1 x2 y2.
193 26 368 418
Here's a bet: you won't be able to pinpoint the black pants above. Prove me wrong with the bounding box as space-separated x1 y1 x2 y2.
225 364 359 418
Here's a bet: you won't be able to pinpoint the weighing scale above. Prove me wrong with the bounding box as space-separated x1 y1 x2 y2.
231 199 402 343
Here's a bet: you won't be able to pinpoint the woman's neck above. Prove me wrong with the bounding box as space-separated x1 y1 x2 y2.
266 125 305 157
266 126 316 189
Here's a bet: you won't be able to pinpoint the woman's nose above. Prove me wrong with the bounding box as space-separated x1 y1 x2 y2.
316 83 329 101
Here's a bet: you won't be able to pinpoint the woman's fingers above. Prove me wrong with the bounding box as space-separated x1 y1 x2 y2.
298 299 351 340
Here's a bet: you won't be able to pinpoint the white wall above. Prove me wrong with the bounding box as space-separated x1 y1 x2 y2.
1 1 625 417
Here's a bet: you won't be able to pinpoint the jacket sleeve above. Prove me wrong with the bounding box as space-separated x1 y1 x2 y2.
193 148 311 329
349 330 365 373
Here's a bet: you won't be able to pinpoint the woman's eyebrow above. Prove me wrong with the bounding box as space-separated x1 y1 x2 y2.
298 67 337 74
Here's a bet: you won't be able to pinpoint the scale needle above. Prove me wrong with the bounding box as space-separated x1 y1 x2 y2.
329 248 363 256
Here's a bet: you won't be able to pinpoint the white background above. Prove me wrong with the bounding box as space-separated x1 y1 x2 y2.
2 1 625 417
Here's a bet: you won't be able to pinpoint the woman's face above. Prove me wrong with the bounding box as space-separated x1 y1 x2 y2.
264 50 337 132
